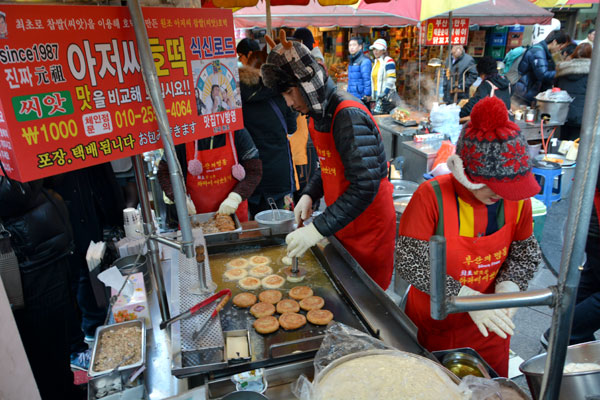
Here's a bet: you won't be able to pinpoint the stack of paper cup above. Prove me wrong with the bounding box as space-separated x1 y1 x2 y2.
123 208 142 239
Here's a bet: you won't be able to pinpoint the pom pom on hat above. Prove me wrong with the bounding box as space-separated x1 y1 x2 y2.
453 96 540 201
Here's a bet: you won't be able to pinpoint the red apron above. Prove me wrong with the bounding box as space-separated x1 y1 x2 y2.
308 100 396 289
405 175 519 376
185 132 248 222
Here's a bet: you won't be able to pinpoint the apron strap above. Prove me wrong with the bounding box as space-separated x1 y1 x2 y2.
430 180 445 237
487 80 499 98
228 131 239 165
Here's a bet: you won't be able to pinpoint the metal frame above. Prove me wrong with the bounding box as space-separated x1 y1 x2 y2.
429 11 600 399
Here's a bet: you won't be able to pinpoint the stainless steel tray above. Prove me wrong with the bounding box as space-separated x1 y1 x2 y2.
89 319 146 378
190 212 242 244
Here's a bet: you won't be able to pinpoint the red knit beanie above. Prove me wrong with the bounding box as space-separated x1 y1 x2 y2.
454 97 540 201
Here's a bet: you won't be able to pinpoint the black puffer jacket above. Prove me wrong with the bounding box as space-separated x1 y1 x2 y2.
0 178 73 271
460 74 511 118
514 41 556 104
239 66 297 195
555 58 590 127
304 79 388 237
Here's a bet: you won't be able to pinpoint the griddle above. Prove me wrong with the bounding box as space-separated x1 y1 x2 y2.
171 235 368 378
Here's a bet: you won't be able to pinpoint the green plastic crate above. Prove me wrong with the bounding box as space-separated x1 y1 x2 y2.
531 197 547 243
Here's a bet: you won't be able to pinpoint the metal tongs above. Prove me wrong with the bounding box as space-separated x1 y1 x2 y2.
267 197 281 221
159 288 231 330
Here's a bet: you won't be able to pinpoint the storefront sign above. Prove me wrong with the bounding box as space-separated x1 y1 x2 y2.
0 5 243 182
421 18 470 46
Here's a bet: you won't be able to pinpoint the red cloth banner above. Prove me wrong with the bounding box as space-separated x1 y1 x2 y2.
420 18 470 46
0 5 242 182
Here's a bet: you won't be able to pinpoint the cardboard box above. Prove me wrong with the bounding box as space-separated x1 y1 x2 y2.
111 272 151 328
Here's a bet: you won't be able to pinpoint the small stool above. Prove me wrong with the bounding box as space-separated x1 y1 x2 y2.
532 160 562 209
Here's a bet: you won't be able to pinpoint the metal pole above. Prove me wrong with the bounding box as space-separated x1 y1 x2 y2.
430 235 447 320
418 22 422 111
132 155 170 321
127 0 195 262
447 11 453 104
266 0 272 43
538 10 600 399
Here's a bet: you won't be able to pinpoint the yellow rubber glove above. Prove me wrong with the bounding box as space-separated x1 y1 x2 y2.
294 194 313 224
217 192 242 215
286 223 323 258
495 280 520 319
458 285 516 339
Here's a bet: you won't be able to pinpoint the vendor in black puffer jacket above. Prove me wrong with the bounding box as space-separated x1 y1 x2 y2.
239 54 298 217
261 33 396 289
555 43 592 141
513 30 570 105
460 56 511 118
0 175 81 399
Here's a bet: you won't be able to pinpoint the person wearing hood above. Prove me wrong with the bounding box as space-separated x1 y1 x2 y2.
260 32 396 289
395 97 542 377
239 50 299 216
555 42 592 141
347 37 372 103
513 30 570 105
460 56 511 119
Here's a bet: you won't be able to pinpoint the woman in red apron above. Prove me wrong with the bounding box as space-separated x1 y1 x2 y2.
396 97 542 377
158 129 262 222
259 33 396 289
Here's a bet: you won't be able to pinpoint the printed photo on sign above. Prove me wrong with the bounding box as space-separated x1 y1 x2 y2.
193 58 240 116
0 11 7 39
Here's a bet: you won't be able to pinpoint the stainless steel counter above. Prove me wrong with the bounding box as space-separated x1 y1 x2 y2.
144 229 428 399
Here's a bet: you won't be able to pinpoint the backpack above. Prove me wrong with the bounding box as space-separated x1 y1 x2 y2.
503 46 528 85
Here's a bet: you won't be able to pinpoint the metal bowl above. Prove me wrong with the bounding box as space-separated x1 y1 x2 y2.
519 340 600 400
313 349 461 399
221 391 269 400
390 179 419 197
254 210 295 235
442 351 491 379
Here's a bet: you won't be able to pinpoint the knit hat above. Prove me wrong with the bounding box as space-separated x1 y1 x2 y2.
447 96 540 201
236 38 259 57
369 38 387 51
292 28 315 50
261 32 327 114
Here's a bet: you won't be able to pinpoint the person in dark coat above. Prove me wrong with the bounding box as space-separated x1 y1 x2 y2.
443 45 478 104
347 37 372 102
460 56 511 118
513 30 570 105
238 51 298 217
554 43 592 141
261 33 396 289
0 174 83 399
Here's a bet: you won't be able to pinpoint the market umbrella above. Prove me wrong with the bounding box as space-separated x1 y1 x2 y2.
357 0 488 22
233 1 415 28
533 0 598 6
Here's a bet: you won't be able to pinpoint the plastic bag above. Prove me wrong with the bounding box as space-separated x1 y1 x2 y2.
535 89 574 103
431 140 456 170
430 104 462 143
458 376 503 400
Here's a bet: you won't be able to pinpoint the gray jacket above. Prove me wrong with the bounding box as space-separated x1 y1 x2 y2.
443 53 478 104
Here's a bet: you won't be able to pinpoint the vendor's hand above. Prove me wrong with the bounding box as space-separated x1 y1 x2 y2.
458 286 515 339
286 223 324 258
217 192 242 215
495 281 520 319
294 194 313 225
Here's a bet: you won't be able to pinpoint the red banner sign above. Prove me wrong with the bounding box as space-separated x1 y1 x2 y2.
0 5 243 182
420 18 470 46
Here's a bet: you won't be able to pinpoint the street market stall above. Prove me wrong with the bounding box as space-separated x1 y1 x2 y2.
1 1 600 400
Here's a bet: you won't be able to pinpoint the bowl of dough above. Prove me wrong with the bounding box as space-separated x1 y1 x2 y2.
520 339 600 399
311 349 467 400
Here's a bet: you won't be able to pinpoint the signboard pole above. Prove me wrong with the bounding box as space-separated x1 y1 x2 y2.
127 0 196 262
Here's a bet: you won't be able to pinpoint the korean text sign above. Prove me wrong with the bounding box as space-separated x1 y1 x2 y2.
0 5 243 182
420 18 470 46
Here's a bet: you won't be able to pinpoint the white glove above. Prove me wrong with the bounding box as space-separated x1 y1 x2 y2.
286 223 324 258
186 195 197 215
495 280 520 319
294 194 313 225
217 192 242 215
458 286 515 339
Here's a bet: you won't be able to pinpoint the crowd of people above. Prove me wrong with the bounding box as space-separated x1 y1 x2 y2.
1 21 598 399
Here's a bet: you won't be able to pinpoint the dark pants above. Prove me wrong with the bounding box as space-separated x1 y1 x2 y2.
68 252 107 354
14 257 77 399
571 259 600 344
